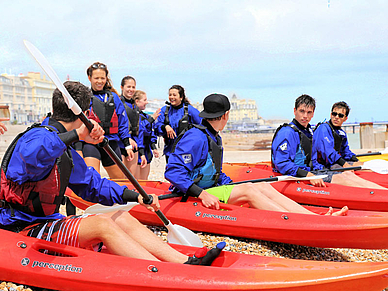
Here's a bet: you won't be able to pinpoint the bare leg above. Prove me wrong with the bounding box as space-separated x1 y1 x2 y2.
123 152 139 178
84 157 101 174
332 171 387 190
78 211 188 263
139 164 151 180
228 183 348 216
104 164 125 179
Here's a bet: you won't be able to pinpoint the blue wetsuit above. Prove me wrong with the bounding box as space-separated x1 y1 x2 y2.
0 117 128 227
313 121 358 168
138 111 157 164
165 120 231 197
154 103 201 160
271 119 323 177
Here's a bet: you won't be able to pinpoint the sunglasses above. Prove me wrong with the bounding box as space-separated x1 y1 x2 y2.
91 63 106 69
331 112 345 118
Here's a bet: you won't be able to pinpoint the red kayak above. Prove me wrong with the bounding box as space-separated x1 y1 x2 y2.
222 163 388 212
67 182 388 249
225 161 388 188
2 229 388 291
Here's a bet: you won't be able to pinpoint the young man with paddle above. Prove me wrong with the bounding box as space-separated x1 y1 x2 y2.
271 95 386 189
313 101 361 169
165 93 348 216
0 81 222 265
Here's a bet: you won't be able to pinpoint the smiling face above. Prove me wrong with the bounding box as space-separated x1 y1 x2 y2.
88 69 107 91
331 107 348 127
294 104 315 128
121 78 136 99
136 93 148 111
168 89 183 106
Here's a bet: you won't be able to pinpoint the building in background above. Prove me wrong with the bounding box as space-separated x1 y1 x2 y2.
0 72 54 124
192 93 265 132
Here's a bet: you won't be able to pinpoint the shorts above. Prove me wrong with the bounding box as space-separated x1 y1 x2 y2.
19 215 89 248
83 140 122 167
311 170 341 183
206 185 235 203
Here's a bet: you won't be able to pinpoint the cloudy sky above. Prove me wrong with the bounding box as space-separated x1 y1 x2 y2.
1 0 387 123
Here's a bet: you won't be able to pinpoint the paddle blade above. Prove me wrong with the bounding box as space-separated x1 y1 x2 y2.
166 223 203 247
23 40 82 115
85 202 138 214
364 159 388 174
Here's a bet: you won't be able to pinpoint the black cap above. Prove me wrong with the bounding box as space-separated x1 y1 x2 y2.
199 93 230 118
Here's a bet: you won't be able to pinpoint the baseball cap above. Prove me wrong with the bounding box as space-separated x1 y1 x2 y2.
199 93 230 118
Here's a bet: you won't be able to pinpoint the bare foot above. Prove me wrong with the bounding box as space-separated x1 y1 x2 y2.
324 207 334 216
331 206 349 216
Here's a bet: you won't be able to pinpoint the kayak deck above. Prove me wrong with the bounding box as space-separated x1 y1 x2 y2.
222 163 388 211
1 229 388 291
67 182 388 249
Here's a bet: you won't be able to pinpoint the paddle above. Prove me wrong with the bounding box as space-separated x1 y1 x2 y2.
356 148 388 157
85 174 329 214
23 40 203 248
328 159 388 175
229 174 328 185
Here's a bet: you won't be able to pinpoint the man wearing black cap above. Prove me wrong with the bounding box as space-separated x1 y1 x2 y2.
164 93 348 215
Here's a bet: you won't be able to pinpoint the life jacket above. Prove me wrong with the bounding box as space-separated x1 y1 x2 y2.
0 123 73 217
88 92 119 135
164 102 190 137
121 96 140 136
140 112 155 151
172 124 223 190
271 122 313 169
314 121 343 164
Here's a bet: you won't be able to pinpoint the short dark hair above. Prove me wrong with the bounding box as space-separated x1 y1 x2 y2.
52 81 92 122
332 101 350 116
295 94 316 111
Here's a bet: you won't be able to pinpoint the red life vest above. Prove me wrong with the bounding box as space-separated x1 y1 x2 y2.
88 92 119 135
0 124 73 217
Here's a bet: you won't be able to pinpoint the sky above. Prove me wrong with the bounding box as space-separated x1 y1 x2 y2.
1 0 387 123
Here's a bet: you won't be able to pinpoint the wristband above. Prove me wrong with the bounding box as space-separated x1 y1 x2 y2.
125 145 133 150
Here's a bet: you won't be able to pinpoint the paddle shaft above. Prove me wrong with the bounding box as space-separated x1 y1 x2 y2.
79 113 170 225
324 166 362 172
356 152 382 157
229 177 279 185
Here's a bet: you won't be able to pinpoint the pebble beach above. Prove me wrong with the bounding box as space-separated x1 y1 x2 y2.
1 125 388 290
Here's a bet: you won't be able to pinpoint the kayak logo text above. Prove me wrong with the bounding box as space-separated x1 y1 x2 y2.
196 211 237 221
296 187 330 195
21 257 83 273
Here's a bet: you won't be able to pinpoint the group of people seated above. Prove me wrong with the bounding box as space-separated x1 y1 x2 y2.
0 62 385 265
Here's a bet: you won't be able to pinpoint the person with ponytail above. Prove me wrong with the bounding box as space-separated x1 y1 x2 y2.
83 62 136 178
119 76 141 176
133 89 160 179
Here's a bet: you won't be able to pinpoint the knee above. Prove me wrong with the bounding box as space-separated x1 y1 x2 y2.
110 210 139 226
339 171 356 179
236 183 258 200
89 214 118 236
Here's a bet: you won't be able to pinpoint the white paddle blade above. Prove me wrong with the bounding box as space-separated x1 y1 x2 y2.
166 223 203 247
23 40 82 115
276 174 328 182
364 159 388 174
381 148 388 155
85 202 138 214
